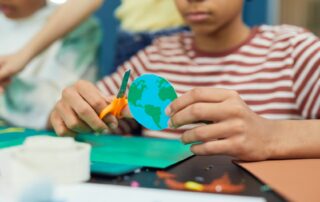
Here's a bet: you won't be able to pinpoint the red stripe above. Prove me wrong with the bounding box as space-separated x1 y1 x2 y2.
292 36 311 50
110 75 120 89
149 45 294 59
237 47 292 57
238 86 292 94
307 87 320 118
256 109 300 116
128 58 144 76
293 39 319 69
294 52 320 110
101 80 113 95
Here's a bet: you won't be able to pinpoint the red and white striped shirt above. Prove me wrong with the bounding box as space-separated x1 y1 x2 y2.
97 25 320 138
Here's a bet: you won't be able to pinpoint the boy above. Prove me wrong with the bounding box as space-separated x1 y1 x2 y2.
50 0 320 161
0 0 101 129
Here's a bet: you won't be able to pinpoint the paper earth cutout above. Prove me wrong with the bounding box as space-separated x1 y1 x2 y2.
128 74 177 130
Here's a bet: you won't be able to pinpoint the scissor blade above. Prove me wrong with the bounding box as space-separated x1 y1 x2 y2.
117 69 131 98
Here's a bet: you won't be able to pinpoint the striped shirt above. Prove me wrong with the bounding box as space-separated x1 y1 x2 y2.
97 25 320 139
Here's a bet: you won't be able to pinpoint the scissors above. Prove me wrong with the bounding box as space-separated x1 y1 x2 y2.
99 69 131 119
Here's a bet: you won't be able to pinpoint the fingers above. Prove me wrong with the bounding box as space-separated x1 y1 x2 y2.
102 114 118 129
121 105 132 118
0 64 14 81
55 101 92 133
169 102 231 128
75 81 120 128
61 85 109 133
166 88 238 116
190 139 233 156
75 81 109 113
0 57 5 67
181 121 235 144
50 110 76 137
0 78 11 93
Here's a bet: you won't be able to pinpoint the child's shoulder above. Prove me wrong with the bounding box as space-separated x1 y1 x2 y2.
259 24 307 34
257 24 318 45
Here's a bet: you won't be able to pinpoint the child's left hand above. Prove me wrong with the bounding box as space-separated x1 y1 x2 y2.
166 88 275 161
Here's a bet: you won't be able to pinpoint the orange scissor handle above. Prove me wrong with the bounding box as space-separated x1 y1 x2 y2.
99 97 128 119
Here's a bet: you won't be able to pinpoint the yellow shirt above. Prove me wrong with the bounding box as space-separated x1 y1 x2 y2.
116 0 185 32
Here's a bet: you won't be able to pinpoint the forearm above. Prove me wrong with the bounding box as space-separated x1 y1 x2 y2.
20 0 103 61
268 120 320 159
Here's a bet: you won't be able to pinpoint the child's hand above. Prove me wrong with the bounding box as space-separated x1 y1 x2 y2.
49 80 131 136
0 78 11 94
166 88 275 161
0 52 30 83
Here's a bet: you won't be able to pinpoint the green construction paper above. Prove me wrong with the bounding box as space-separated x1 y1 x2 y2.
0 127 56 149
76 134 192 168
0 127 193 174
128 74 177 131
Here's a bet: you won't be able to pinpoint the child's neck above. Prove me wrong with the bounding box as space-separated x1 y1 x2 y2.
194 16 251 54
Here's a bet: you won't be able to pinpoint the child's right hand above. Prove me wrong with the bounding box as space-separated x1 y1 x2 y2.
0 52 30 84
49 80 131 136
0 78 11 94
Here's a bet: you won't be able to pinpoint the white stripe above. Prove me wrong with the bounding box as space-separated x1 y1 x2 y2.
251 103 297 111
146 46 158 53
149 49 186 56
194 54 269 64
241 45 293 57
148 54 191 63
215 80 292 90
252 38 272 46
240 91 295 101
96 82 106 94
158 43 182 49
112 72 123 87
260 32 275 39
104 77 118 95
261 114 302 120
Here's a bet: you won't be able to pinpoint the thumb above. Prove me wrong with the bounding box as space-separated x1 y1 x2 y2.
0 64 11 81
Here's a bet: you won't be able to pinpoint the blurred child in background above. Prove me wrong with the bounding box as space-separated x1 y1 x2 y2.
0 0 101 129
